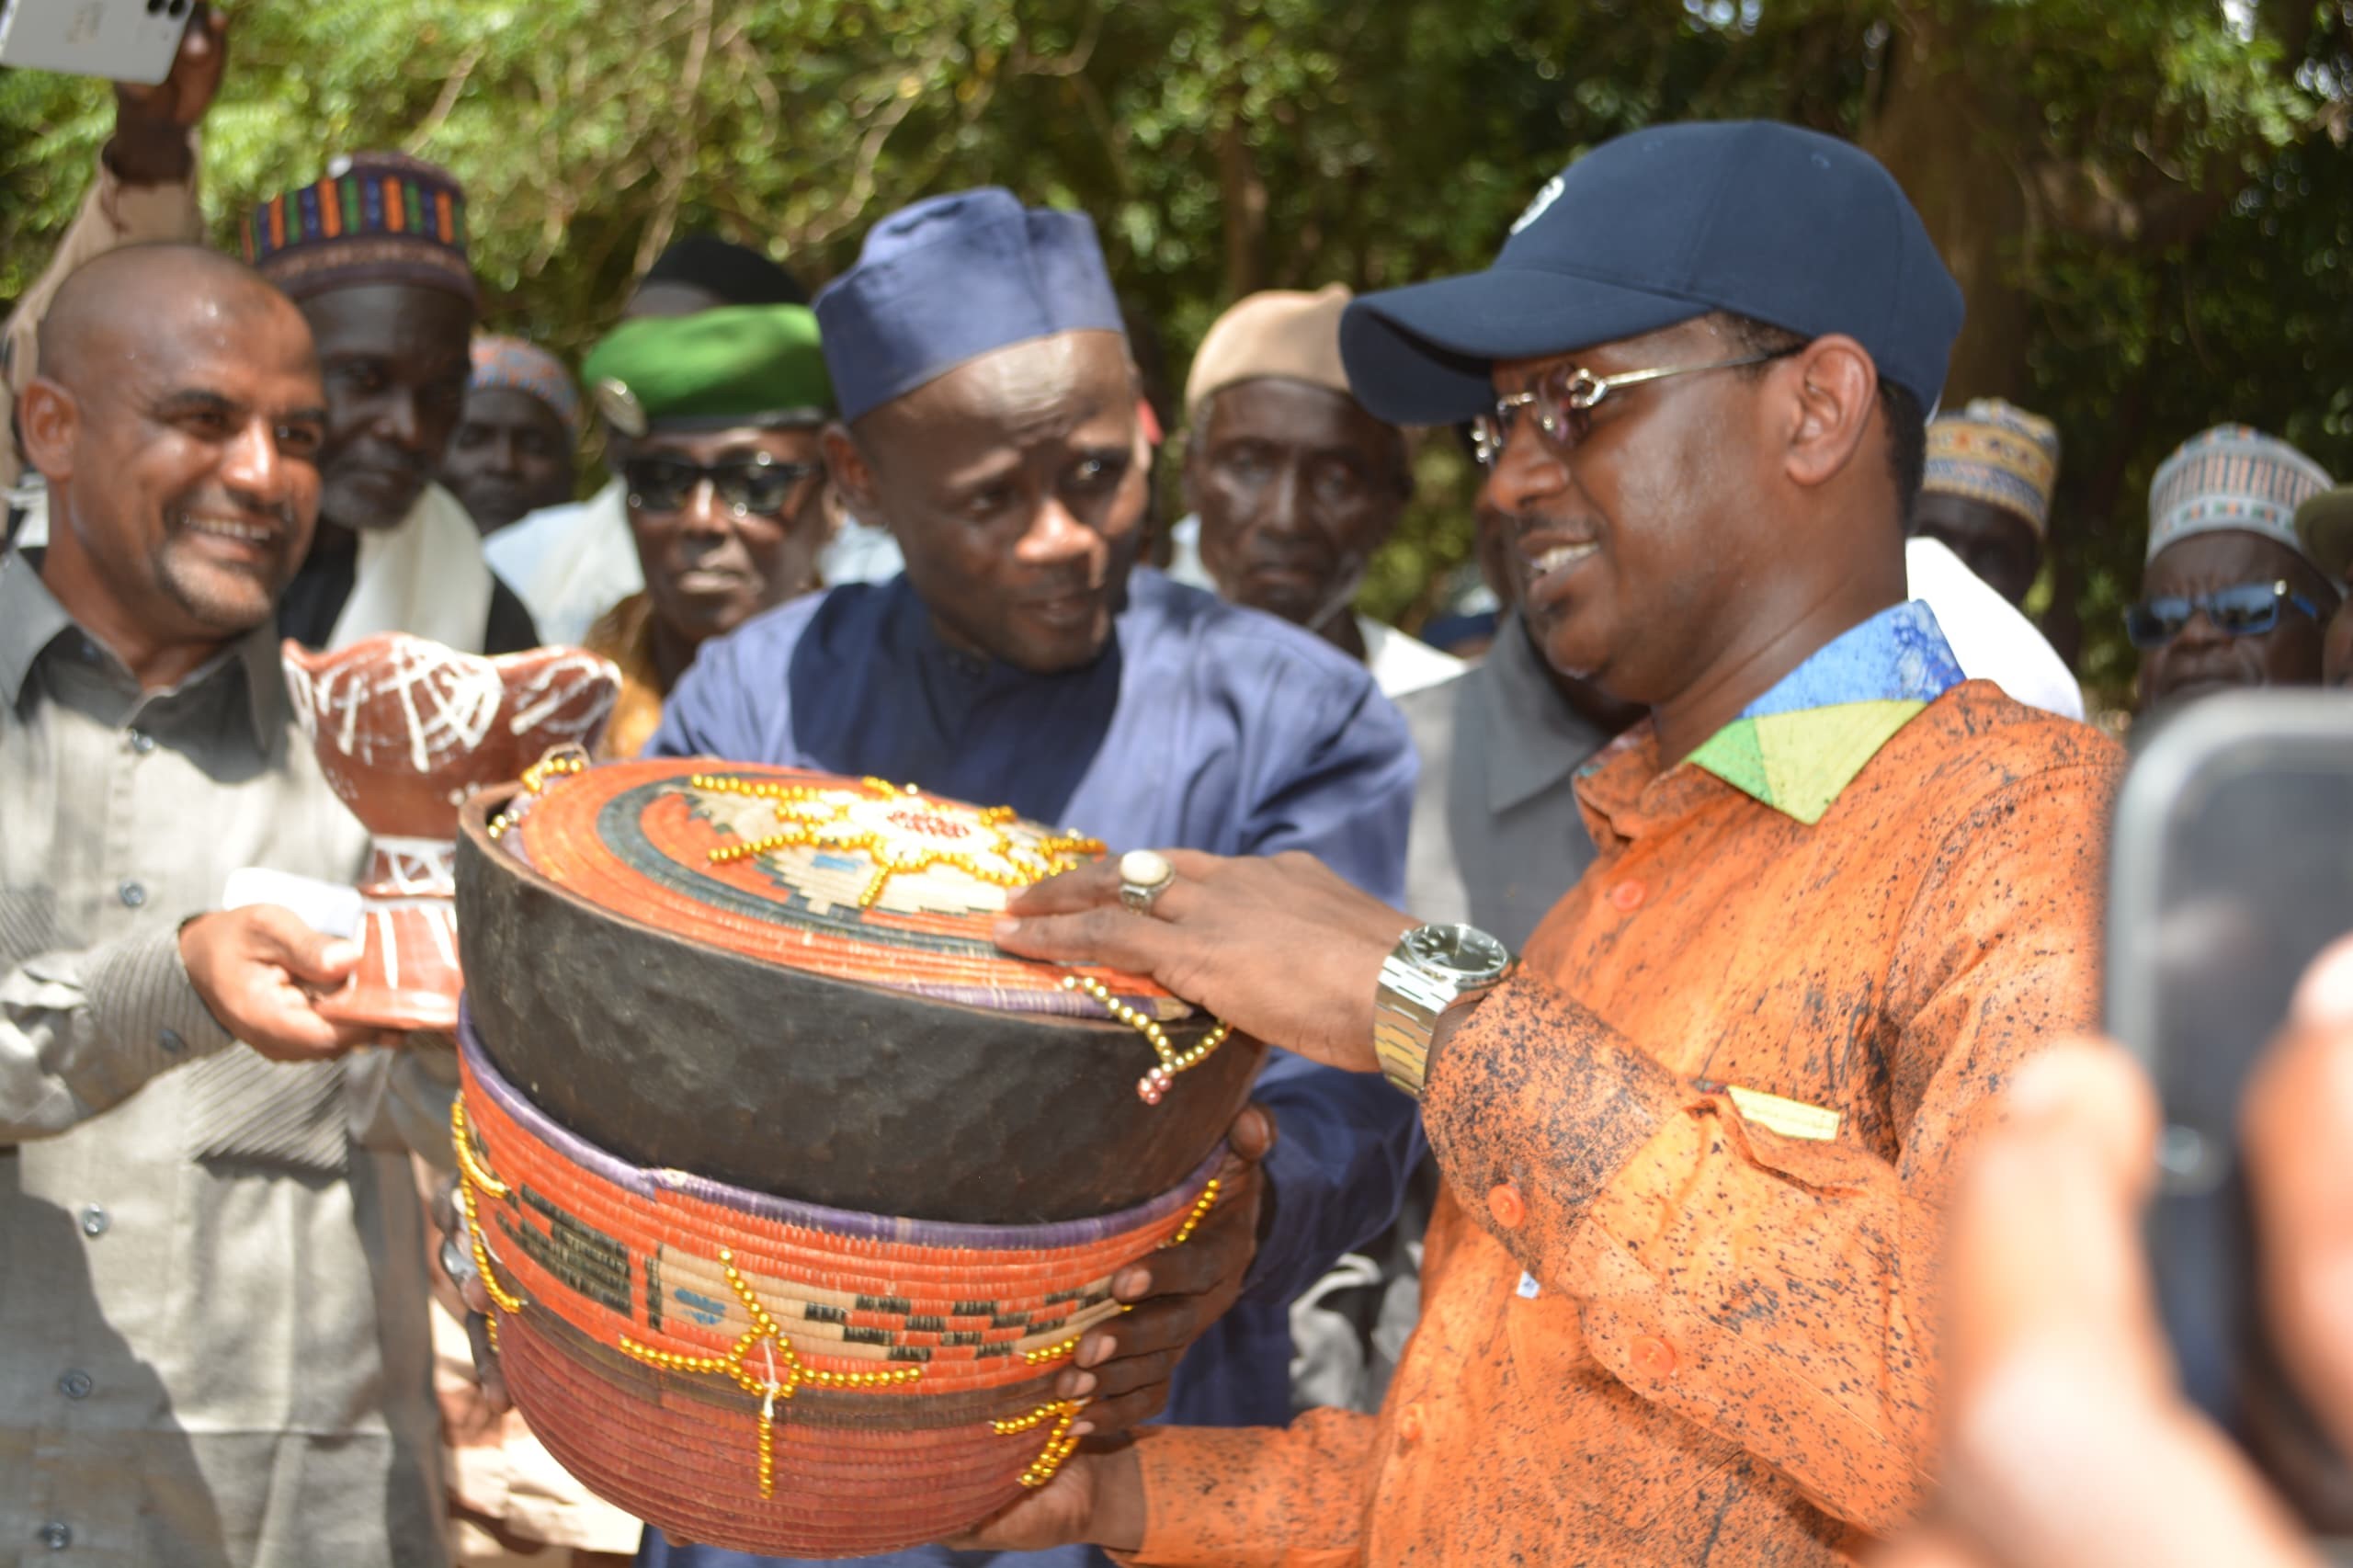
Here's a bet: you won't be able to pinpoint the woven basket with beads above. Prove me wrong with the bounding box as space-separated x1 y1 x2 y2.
450 760 1257 1551
455 1022 1224 1554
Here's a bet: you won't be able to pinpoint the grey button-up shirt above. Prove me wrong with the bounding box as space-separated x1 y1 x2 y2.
1396 612 1617 951
0 547 451 1568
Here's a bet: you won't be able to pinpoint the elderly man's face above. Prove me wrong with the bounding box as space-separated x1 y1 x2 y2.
1910 491 2041 608
2134 530 2331 711
38 287 326 636
1186 377 1409 633
842 330 1147 674
442 386 577 536
304 282 474 530
621 424 831 650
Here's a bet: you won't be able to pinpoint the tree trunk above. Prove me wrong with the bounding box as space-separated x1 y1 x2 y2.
1859 2 2035 405
1217 116 1268 301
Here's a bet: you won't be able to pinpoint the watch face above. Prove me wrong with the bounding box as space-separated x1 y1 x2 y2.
1404 923 1511 982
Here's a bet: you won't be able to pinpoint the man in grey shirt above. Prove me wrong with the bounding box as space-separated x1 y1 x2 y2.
1397 487 1643 948
1 245 450 1566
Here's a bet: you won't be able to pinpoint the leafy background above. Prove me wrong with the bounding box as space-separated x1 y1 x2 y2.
5 0 2351 707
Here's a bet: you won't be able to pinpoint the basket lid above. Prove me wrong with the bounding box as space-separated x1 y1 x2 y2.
502 758 1188 1022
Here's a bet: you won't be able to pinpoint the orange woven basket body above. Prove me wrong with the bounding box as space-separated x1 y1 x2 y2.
457 1025 1221 1556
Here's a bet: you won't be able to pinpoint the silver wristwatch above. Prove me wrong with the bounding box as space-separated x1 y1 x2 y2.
1372 924 1515 1099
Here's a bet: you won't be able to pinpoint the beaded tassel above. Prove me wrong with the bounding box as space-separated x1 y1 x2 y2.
1061 974 1233 1103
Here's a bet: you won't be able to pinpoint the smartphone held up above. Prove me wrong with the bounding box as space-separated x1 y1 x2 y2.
2109 691 2353 1534
0 0 197 85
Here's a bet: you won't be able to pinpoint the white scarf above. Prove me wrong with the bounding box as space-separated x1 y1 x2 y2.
330 481 494 653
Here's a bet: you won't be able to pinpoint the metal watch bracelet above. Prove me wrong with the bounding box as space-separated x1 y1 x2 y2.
1372 952 1458 1099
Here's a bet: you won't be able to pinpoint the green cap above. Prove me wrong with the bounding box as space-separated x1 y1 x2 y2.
582 303 834 437
2297 485 2353 585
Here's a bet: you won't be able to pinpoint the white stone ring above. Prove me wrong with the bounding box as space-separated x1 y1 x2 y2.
1118 848 1177 915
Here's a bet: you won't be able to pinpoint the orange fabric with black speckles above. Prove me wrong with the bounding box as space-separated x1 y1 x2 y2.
1122 681 2120 1566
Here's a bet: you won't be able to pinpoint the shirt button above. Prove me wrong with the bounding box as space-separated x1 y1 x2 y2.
1396 1402 1424 1447
57 1370 92 1400
1631 1335 1678 1379
118 880 147 909
1486 1182 1526 1230
158 1028 186 1055
79 1205 108 1238
1609 879 1646 912
125 728 155 755
39 1521 71 1550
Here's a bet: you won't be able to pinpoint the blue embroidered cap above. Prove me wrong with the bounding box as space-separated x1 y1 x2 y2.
815 187 1127 424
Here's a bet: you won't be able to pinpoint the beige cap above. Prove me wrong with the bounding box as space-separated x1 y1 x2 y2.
1184 284 1358 419
2296 484 2353 584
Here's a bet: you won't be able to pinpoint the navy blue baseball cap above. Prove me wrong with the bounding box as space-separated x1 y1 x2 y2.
1339 120 1963 425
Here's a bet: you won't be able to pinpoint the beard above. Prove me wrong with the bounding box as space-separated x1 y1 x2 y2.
146 494 301 634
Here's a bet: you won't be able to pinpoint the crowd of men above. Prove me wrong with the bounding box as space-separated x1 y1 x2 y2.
6 14 2353 1568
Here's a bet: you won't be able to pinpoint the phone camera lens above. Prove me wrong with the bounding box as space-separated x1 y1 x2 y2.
146 0 167 12
166 0 189 13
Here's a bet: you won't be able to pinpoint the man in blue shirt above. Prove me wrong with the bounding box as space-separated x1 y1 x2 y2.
633 187 1421 1568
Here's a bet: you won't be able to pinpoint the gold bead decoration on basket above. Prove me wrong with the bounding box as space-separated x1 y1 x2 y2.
1061 974 1233 1105
691 774 1103 910
992 1400 1086 1488
487 744 591 840
614 1244 922 1498
1162 1177 1222 1249
1022 1334 1082 1367
449 1096 525 1318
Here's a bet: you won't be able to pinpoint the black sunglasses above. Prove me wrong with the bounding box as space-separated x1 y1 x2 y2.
622 452 820 517
2123 579 2325 651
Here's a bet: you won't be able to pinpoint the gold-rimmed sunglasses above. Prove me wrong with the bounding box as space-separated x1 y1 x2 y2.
1470 347 1801 467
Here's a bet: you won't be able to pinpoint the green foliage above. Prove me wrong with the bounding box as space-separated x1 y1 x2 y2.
2 0 2347 701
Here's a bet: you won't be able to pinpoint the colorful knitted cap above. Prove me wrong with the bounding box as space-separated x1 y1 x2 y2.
470 335 581 444
2146 424 2332 567
243 151 476 306
1922 398 2061 536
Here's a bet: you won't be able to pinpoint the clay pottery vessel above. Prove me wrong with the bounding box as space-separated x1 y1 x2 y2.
284 633 620 1030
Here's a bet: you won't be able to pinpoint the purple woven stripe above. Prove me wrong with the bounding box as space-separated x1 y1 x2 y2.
458 1004 1220 1248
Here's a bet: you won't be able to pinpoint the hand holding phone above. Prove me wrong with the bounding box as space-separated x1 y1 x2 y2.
2109 691 2353 1532
1889 971 2353 1568
0 0 201 86
107 3 226 185
113 0 223 121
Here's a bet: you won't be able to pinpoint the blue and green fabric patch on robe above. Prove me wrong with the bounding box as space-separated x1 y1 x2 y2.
1688 599 1966 824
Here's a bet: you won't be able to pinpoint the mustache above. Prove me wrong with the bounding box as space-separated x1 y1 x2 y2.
169 491 301 533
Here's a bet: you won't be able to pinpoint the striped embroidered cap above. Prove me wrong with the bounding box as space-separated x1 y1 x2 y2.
2147 424 2333 568
1922 397 2061 535
243 151 477 306
471 335 582 444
